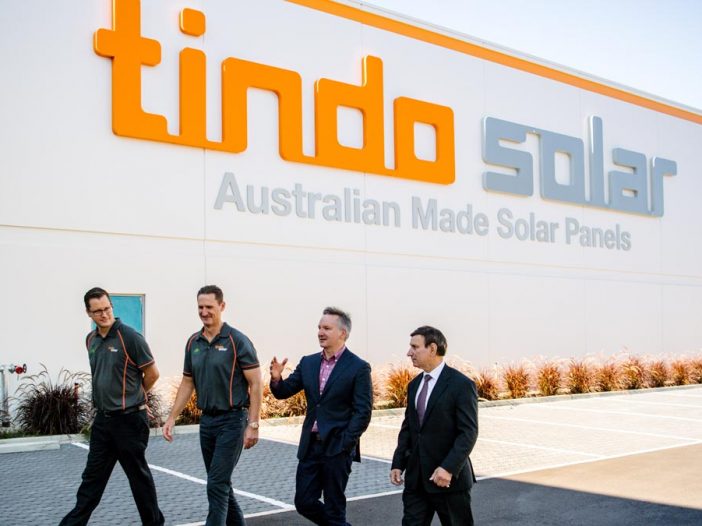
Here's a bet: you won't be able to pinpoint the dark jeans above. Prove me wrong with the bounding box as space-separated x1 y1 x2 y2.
402 486 473 526
199 409 247 526
59 410 164 526
295 438 354 526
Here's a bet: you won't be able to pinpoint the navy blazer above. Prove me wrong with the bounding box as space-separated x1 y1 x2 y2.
391 365 479 493
270 348 373 462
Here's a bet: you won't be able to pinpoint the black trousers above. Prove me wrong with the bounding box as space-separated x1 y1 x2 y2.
402 484 473 526
59 410 164 526
294 439 354 526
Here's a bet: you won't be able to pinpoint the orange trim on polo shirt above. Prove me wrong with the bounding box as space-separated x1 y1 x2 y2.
228 334 238 408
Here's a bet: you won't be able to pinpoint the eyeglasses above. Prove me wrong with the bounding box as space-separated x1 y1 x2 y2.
89 305 113 317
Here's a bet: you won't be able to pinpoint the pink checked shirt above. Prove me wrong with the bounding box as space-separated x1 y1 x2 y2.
312 346 346 432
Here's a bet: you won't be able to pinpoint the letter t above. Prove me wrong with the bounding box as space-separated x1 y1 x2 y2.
94 0 168 139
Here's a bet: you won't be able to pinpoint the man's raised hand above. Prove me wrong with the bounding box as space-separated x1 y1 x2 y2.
269 356 288 381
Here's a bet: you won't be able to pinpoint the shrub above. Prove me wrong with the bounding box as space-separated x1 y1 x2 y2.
176 390 201 425
566 359 594 394
13 365 92 436
689 358 702 384
620 356 647 389
385 365 414 408
595 362 620 392
670 360 689 386
502 364 530 399
648 360 668 388
536 362 561 397
475 370 499 401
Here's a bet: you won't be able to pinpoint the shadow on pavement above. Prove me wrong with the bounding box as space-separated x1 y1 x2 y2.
249 479 702 525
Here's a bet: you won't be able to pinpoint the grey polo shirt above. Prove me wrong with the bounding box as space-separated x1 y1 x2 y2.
183 322 259 412
86 319 155 412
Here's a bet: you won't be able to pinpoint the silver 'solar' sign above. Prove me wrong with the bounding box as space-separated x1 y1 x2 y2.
482 116 677 217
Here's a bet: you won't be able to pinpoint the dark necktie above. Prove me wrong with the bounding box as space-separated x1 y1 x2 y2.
416 374 432 425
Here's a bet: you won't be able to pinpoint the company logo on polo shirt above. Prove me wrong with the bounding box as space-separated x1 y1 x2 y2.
193 346 201 354
93 0 455 185
215 345 227 352
108 346 119 353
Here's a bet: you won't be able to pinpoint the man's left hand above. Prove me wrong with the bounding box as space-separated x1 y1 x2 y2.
429 467 453 488
243 425 259 449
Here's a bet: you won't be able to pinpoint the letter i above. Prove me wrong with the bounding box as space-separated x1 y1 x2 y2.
179 8 207 143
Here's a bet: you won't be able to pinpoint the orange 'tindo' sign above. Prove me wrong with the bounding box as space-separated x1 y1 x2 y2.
94 0 456 184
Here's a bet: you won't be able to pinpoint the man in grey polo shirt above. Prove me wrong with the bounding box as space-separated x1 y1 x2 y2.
60 287 164 526
164 285 262 526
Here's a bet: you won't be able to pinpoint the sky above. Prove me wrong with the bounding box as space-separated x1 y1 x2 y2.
363 0 702 110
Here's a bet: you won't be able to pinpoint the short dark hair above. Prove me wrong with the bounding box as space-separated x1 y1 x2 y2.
323 306 352 334
410 326 447 356
84 287 111 310
198 285 224 303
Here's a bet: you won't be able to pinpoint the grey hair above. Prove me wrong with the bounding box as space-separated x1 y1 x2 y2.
323 306 352 335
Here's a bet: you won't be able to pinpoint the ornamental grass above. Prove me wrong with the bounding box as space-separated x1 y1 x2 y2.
648 360 669 388
536 361 562 397
13 365 92 436
260 382 307 418
595 361 621 392
145 389 166 428
670 360 689 385
474 369 500 401
566 359 594 394
689 358 702 384
176 390 202 425
502 364 530 399
384 365 415 408
620 355 647 390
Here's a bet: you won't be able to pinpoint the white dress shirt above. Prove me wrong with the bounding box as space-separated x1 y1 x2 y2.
414 360 446 408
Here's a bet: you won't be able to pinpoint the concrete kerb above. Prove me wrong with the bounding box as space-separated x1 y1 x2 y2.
478 382 702 408
2 384 699 453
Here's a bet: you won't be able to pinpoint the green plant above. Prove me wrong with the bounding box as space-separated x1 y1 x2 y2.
536 362 561 396
620 356 647 389
502 364 530 399
13 365 92 435
595 362 620 392
566 359 593 394
648 360 668 388
670 360 689 385
475 370 499 401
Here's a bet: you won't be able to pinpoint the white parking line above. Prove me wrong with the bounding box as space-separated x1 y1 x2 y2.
606 398 702 409
656 391 702 398
476 440 702 481
261 435 392 463
70 443 294 511
477 438 602 458
532 404 702 422
479 415 699 441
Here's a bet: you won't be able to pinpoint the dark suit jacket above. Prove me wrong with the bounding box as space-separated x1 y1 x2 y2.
391 364 479 493
270 348 373 462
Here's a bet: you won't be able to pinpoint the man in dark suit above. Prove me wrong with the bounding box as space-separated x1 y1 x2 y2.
390 326 479 525
270 307 373 526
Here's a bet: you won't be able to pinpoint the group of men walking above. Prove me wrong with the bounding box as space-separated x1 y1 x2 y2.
60 285 478 526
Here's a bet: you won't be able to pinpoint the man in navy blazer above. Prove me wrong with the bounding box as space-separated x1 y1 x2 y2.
390 326 479 525
270 307 373 525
